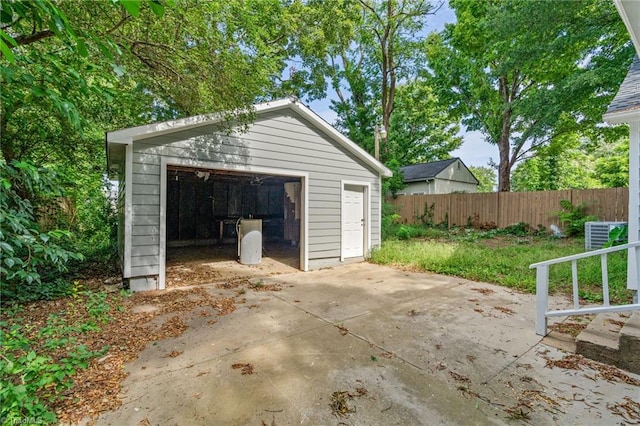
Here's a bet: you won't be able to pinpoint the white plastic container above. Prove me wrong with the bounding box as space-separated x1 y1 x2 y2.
238 219 262 265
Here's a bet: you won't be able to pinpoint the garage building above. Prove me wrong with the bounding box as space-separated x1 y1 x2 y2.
106 98 392 291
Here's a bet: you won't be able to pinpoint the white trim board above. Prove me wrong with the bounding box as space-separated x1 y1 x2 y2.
159 157 309 289
123 143 133 278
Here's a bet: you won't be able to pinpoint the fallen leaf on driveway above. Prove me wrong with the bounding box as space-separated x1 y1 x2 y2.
470 288 494 295
494 306 515 315
232 363 254 375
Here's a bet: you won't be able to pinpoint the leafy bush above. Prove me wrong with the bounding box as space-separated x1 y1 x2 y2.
555 200 597 237
381 201 402 240
397 225 412 240
65 172 118 263
0 161 83 301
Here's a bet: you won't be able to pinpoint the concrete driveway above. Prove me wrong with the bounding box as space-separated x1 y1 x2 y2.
95 263 639 425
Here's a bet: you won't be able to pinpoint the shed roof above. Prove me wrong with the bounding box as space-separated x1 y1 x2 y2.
604 55 640 123
106 98 392 177
400 158 459 182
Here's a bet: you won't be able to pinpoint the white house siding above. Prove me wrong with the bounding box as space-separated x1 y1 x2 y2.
126 110 381 278
400 181 434 195
433 179 478 193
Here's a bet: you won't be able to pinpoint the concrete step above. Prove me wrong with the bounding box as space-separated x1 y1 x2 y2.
575 311 640 374
618 311 640 374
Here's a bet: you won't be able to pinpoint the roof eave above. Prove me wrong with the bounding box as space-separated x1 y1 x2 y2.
404 178 435 183
106 98 293 145
604 108 640 124
614 0 640 56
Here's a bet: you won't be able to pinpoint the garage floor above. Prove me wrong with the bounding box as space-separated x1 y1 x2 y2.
165 243 300 288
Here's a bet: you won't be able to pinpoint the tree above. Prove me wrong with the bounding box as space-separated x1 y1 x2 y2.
1 0 304 295
426 0 634 191
0 160 84 298
593 136 629 188
468 166 496 193
1 0 299 163
511 132 629 191
290 0 462 165
387 82 462 165
511 148 600 192
0 0 174 162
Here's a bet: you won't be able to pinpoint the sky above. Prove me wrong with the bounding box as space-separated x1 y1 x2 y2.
305 1 498 169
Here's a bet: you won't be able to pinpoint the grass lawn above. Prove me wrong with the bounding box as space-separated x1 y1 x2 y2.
370 229 632 304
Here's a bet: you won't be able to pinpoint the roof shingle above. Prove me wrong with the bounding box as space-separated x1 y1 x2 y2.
606 55 640 116
400 158 459 182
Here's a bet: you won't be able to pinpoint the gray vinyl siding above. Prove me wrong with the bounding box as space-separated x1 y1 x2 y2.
128 110 381 276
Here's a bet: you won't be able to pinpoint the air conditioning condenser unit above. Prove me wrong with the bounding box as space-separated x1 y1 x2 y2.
585 221 627 250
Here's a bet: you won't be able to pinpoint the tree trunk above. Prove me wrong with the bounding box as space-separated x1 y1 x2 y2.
497 108 512 192
497 74 513 192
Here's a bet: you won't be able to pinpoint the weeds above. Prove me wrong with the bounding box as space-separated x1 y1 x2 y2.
555 200 597 237
0 291 112 423
370 236 631 303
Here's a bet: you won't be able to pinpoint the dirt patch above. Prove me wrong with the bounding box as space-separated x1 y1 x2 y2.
549 321 588 337
1 286 238 424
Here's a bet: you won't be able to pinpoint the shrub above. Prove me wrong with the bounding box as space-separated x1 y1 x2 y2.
555 200 597 237
0 161 83 301
381 201 402 240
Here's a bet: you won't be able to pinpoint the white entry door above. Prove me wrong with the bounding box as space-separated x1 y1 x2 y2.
342 184 365 258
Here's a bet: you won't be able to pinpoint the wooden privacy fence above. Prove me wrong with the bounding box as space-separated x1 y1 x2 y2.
388 188 629 229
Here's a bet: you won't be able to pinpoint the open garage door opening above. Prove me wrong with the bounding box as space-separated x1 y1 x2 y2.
164 166 303 287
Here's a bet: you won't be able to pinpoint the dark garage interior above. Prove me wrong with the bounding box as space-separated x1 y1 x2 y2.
165 166 301 281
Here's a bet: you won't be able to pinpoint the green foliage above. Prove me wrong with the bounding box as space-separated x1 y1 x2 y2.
396 226 412 240
386 82 463 165
468 166 496 193
511 133 604 191
383 158 406 197
593 136 629 188
604 224 628 248
381 201 402 240
417 203 436 227
0 291 111 423
555 200 597 237
0 160 83 299
426 0 634 191
292 1 461 166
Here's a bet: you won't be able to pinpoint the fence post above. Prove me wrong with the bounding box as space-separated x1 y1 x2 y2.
535 265 549 336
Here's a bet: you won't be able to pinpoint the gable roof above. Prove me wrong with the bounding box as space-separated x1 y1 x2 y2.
400 158 479 185
400 158 460 182
604 55 640 123
106 98 392 177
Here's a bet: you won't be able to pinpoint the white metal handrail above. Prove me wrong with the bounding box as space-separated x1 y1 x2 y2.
530 241 640 336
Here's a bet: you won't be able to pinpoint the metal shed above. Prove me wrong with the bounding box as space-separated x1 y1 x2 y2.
106 98 392 291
